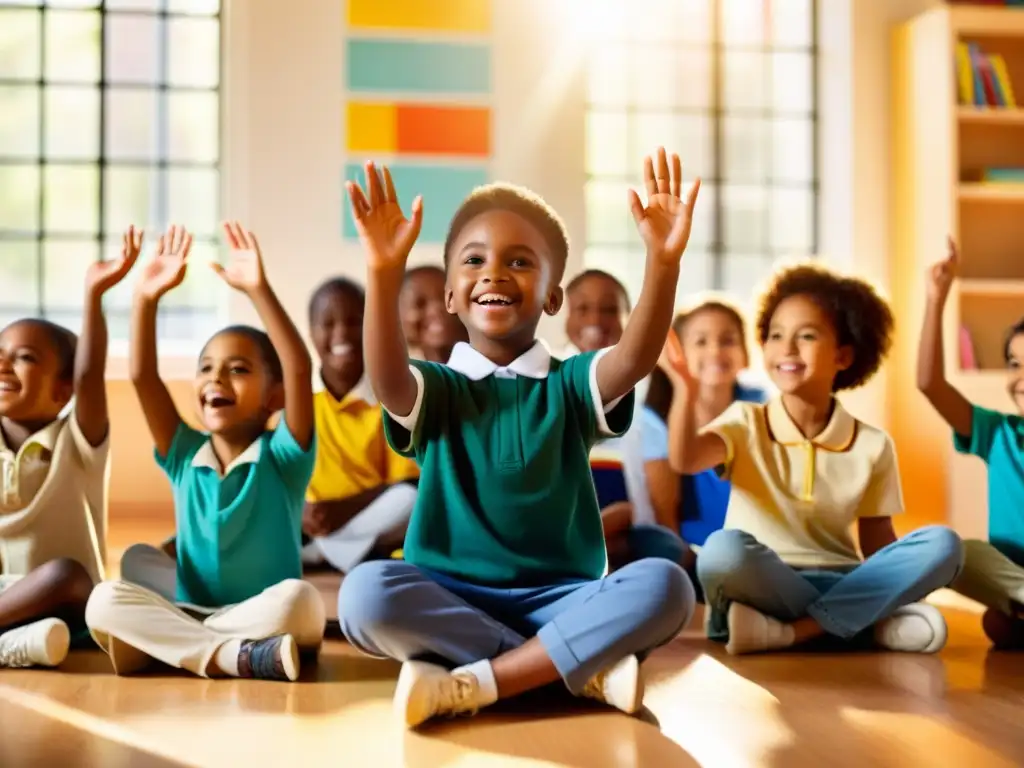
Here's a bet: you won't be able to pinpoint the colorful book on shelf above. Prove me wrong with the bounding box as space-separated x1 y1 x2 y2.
957 42 1016 107
981 168 1024 182
959 326 977 371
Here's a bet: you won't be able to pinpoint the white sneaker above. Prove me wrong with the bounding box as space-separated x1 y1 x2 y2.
874 603 947 653
726 602 795 655
579 655 644 714
394 661 482 728
0 618 70 668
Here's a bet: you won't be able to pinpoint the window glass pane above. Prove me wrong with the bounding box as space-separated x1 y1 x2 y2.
41 239 99 320
0 85 40 157
105 88 158 160
686 181 715 251
45 10 100 83
676 50 712 109
168 0 221 14
586 111 630 178
772 0 813 48
675 115 714 183
721 0 765 46
168 17 219 88
158 240 226 309
769 187 814 253
105 13 160 85
583 247 644 307
104 0 160 9
45 86 100 158
772 52 812 114
631 113 677 176
44 165 98 233
679 0 712 44
167 167 218 237
585 180 633 246
588 44 629 107
104 166 159 235
168 90 218 162
722 252 774 312
724 51 767 110
0 10 41 79
675 250 712 301
0 164 40 231
630 47 676 109
630 0 679 43
0 240 40 310
722 185 767 251
771 119 813 183
723 117 767 183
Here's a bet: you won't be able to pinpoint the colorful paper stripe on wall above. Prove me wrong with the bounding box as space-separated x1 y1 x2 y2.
346 40 490 94
346 102 490 157
343 162 488 243
346 0 490 34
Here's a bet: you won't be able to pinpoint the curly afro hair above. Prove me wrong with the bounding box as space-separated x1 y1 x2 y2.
754 263 894 391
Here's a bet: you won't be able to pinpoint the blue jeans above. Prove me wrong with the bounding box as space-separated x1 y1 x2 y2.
622 524 703 603
338 558 694 693
697 526 964 641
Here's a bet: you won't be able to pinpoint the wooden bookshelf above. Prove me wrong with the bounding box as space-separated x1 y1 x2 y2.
891 5 1024 534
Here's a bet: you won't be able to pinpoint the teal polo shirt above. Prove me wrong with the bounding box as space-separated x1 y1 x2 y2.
384 341 635 586
953 405 1024 565
157 419 316 607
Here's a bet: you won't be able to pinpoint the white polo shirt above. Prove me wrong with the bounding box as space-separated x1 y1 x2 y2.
0 412 109 583
706 397 903 568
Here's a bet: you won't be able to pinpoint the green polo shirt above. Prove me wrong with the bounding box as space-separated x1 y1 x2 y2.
953 405 1024 565
384 342 634 586
157 419 316 607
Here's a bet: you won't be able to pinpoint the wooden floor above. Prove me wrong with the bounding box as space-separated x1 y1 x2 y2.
0 519 1021 768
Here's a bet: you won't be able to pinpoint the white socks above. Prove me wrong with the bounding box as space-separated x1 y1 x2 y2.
452 659 499 707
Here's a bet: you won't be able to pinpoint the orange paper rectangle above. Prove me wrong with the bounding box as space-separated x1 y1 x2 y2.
396 104 490 157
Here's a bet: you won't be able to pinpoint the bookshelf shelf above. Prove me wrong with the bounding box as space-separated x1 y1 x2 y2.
958 106 1024 124
959 182 1024 202
958 278 1024 296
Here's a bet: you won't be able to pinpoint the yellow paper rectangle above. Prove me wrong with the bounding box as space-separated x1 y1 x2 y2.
347 0 490 34
346 101 396 152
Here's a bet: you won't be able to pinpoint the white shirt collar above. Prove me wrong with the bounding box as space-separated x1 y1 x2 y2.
446 340 552 381
191 436 263 478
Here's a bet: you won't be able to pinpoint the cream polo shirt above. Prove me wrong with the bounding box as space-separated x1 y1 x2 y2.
705 397 903 568
0 413 109 583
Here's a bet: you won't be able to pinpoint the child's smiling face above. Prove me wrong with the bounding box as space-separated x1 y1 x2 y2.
193 331 280 438
445 209 562 353
565 274 627 353
1006 333 1024 413
762 294 851 398
310 285 364 385
400 268 466 359
680 308 748 388
0 321 73 425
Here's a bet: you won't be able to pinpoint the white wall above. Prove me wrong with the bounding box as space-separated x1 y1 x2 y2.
211 0 942 431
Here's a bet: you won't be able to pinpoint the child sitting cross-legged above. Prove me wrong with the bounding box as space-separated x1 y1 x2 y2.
85 223 324 682
673 263 964 655
301 277 419 573
339 148 699 728
0 229 138 667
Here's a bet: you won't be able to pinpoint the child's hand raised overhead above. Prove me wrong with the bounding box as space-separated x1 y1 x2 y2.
927 236 959 303
88 225 143 296
346 161 423 272
657 330 698 392
628 147 701 266
212 221 267 294
135 224 193 301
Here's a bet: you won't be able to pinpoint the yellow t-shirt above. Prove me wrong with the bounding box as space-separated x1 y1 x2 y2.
705 397 903 568
306 388 419 502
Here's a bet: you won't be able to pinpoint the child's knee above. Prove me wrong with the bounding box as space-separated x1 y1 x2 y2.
632 559 696 638
270 579 326 643
696 529 758 586
85 579 142 633
337 560 403 637
912 525 964 581
39 557 94 606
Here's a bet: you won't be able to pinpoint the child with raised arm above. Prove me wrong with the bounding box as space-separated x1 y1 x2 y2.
675 263 963 655
918 239 1024 649
339 148 699 728
301 276 419 572
0 230 135 667
85 223 324 682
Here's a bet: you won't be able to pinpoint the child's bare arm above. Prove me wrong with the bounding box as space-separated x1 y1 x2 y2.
214 222 314 449
130 225 192 458
346 162 423 417
75 226 143 446
597 148 700 403
917 237 973 437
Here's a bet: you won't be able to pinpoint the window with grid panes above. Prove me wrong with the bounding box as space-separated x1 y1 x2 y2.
585 0 817 310
0 0 222 351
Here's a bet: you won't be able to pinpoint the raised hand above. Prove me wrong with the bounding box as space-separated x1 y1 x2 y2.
135 224 193 301
628 147 701 266
346 161 423 271
927 236 959 303
212 221 266 294
88 225 143 296
657 329 697 392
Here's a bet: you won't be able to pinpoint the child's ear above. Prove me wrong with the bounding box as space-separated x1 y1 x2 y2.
836 345 854 372
445 286 457 315
544 286 564 317
266 382 285 413
55 380 73 408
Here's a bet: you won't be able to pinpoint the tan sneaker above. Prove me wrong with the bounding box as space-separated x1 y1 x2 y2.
579 655 644 714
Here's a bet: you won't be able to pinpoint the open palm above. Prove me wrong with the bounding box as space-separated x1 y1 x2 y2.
136 224 193 300
346 161 423 270
629 148 701 265
213 221 265 293
657 331 697 391
88 225 143 295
